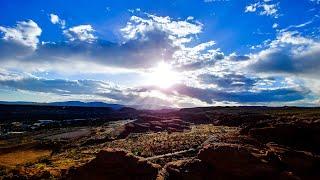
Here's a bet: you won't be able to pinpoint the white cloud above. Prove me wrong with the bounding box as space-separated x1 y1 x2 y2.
280 20 314 32
0 15 183 72
128 8 141 13
121 14 202 41
119 14 223 70
0 70 205 108
245 30 320 99
245 1 279 18
245 3 258 12
50 14 59 24
187 16 194 20
120 13 223 70
0 20 42 49
63 25 97 42
1 12 318 107
172 41 224 68
260 3 278 17
49 13 66 28
270 31 315 47
272 23 278 28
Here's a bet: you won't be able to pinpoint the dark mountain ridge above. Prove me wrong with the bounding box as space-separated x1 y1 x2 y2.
0 101 124 110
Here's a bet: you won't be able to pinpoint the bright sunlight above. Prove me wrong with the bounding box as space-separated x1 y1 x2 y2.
147 62 180 88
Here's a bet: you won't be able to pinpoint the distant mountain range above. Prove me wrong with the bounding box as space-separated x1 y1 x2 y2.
0 101 124 110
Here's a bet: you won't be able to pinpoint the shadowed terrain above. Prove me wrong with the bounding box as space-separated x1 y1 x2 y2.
1 105 320 179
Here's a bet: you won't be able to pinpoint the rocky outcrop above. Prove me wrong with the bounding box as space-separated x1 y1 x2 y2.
158 143 318 180
157 159 212 180
68 148 161 180
248 124 320 153
266 143 320 179
197 143 280 179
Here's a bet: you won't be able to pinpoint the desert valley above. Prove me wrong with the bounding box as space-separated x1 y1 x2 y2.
1 104 320 179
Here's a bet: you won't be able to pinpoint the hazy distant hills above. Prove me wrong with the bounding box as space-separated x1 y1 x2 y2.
0 101 177 110
0 101 124 110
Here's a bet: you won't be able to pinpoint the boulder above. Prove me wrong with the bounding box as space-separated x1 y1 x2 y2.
69 148 160 180
157 159 212 180
249 125 320 153
197 143 280 179
266 143 320 179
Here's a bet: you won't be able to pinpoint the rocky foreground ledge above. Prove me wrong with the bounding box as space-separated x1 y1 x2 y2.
67 140 320 180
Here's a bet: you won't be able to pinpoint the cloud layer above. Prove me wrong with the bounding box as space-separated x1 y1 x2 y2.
0 9 319 107
0 20 41 49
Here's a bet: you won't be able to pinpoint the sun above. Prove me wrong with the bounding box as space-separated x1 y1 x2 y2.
147 62 180 88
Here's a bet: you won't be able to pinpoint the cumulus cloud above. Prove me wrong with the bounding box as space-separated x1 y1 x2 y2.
245 0 279 18
249 31 320 78
142 84 308 104
1 13 317 107
228 53 250 61
0 69 116 95
198 73 261 91
0 72 171 107
250 47 320 77
29 34 176 70
0 20 41 49
49 13 66 28
173 41 225 70
0 15 220 73
63 25 97 42
0 17 176 71
120 14 225 70
0 78 110 95
0 71 203 108
50 14 59 24
242 30 320 101
0 69 310 106
121 14 203 41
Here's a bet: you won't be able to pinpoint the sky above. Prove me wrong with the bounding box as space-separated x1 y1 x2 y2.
0 0 320 108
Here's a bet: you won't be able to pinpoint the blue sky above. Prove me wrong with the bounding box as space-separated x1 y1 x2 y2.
0 0 320 108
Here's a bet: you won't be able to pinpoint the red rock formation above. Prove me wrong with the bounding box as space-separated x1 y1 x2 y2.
69 148 160 180
157 159 211 180
197 143 279 179
158 143 307 180
249 125 320 153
